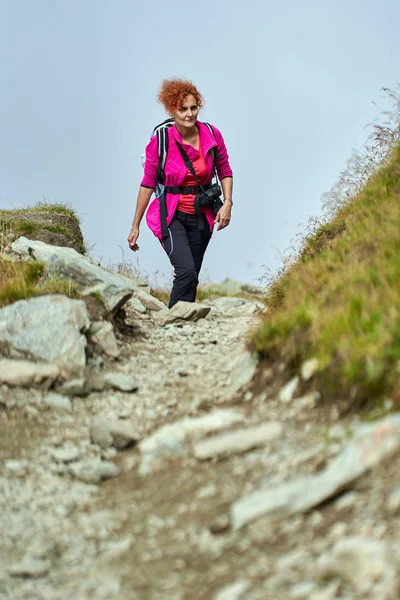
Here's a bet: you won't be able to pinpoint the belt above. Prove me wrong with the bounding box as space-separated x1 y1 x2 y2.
164 182 212 195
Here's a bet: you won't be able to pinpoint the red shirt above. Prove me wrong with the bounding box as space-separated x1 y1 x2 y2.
177 143 208 214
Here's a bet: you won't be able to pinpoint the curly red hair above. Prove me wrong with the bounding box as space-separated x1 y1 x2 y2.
157 79 204 115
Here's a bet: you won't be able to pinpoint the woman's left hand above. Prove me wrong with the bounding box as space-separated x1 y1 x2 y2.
215 202 232 231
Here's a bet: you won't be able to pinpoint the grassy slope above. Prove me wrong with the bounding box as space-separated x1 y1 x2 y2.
251 141 400 408
0 202 83 307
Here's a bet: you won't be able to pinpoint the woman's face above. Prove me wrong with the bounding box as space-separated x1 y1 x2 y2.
172 94 199 128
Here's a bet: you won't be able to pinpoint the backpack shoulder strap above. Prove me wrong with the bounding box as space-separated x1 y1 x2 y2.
153 118 174 182
202 122 222 161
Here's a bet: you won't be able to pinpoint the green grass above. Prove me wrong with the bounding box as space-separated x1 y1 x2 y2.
252 140 400 408
0 200 80 221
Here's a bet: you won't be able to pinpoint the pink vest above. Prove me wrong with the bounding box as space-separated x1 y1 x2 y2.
141 121 233 239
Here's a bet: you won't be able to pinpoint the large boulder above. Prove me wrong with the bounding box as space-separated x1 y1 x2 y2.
0 295 90 376
11 237 140 315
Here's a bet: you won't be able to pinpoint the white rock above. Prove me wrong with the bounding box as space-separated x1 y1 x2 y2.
89 321 120 358
227 351 258 394
8 557 50 578
231 413 400 529
43 392 72 412
317 537 398 596
279 376 299 403
90 415 139 450
296 390 321 408
5 459 29 477
51 446 81 463
132 289 167 311
386 485 400 514
11 237 138 314
194 421 283 460
127 297 147 314
69 459 121 483
56 377 90 396
300 358 319 380
158 301 211 325
104 372 138 392
0 295 90 375
213 579 250 600
0 359 60 389
290 581 317 598
139 408 244 475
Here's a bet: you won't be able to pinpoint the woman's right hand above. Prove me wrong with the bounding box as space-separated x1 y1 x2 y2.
127 227 140 251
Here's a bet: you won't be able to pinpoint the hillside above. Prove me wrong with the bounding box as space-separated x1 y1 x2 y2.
252 137 400 414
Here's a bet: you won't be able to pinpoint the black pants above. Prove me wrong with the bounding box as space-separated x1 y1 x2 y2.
161 210 212 308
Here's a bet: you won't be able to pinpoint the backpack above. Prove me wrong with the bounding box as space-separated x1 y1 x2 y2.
149 119 221 193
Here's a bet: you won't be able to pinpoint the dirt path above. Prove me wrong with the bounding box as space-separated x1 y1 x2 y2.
1 304 399 600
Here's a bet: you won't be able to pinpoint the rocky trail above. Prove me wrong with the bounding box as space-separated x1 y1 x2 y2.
1 238 400 600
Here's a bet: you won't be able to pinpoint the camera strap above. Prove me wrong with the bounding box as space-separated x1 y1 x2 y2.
175 141 208 230
175 141 207 193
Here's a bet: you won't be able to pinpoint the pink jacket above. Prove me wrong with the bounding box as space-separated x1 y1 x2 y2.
141 121 233 239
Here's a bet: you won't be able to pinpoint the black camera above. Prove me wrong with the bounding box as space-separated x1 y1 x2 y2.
196 183 223 216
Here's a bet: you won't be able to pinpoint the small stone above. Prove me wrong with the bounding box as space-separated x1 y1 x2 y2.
51 446 81 463
89 321 120 358
104 372 138 392
213 579 250 600
279 376 299 403
43 392 72 412
57 377 90 396
90 415 139 450
290 581 317 599
8 557 50 578
194 421 283 460
300 358 319 380
69 459 120 483
5 459 29 477
335 492 358 511
296 390 321 408
386 485 400 514
0 358 59 389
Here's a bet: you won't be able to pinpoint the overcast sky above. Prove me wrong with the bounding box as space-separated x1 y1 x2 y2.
1 0 399 287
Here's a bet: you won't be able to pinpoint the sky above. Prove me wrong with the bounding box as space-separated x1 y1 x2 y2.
1 0 399 288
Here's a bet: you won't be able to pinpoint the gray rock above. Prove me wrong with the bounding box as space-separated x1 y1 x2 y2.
69 459 121 483
139 408 244 475
126 297 147 314
0 295 90 375
0 358 60 389
317 537 398 597
386 485 400 514
231 413 400 529
227 351 258 395
194 421 283 460
104 372 138 392
279 376 299 403
56 377 91 396
300 358 319 380
11 237 139 314
8 557 50 578
132 289 167 312
51 446 81 463
90 415 139 450
5 459 29 476
43 392 72 412
290 582 317 599
213 579 250 600
89 321 120 358
158 301 211 325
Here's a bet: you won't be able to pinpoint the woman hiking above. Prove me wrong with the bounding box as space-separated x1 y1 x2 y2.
127 78 233 308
